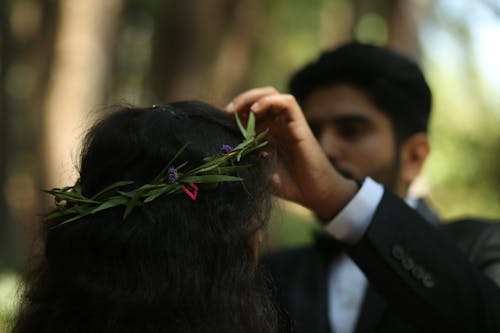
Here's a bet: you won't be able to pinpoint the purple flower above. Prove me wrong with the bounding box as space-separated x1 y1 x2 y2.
167 166 178 183
220 144 232 154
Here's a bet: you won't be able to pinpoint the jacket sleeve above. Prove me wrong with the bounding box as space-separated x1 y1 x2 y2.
345 190 500 333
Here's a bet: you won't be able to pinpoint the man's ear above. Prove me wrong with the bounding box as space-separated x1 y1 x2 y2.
399 132 430 185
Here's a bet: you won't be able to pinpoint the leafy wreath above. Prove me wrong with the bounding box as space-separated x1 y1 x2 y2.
43 112 267 227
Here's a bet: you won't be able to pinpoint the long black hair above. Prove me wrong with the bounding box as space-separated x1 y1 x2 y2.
14 101 280 332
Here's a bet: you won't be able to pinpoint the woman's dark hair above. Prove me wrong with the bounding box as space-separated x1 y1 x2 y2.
14 101 280 332
289 41 432 143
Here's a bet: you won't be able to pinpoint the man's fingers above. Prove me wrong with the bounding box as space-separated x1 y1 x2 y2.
249 93 303 122
225 86 279 114
225 87 313 144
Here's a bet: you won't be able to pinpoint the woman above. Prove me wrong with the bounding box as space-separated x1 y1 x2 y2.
13 101 281 332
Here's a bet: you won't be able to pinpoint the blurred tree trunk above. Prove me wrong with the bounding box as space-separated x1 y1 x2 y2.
43 0 124 188
346 0 431 61
0 0 13 269
1 0 59 267
386 0 431 61
208 0 261 104
150 0 260 105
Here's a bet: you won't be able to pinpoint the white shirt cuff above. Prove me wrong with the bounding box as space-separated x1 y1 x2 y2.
324 177 384 245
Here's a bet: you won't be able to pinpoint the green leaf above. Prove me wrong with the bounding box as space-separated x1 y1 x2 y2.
210 164 252 174
255 128 269 142
235 112 247 139
43 210 65 221
246 112 256 138
91 180 134 200
242 141 268 156
232 141 248 151
202 154 221 162
181 175 242 183
188 154 233 173
176 161 188 170
123 190 143 219
89 197 127 214
143 184 178 203
192 163 228 174
117 191 135 199
43 190 100 204
236 150 244 162
135 183 165 193
50 213 92 228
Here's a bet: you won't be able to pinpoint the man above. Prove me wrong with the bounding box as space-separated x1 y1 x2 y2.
226 42 500 333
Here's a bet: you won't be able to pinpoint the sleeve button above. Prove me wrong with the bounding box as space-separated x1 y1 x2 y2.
402 257 415 270
423 274 435 288
392 244 405 260
411 265 425 279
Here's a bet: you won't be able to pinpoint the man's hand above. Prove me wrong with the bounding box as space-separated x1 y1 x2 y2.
225 87 358 220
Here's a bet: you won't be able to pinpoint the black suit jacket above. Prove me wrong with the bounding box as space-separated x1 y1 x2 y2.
264 191 500 333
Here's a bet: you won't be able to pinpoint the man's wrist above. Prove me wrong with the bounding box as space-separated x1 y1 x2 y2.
313 176 360 221
324 177 384 244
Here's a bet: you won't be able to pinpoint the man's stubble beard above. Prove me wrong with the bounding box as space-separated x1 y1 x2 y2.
330 147 401 193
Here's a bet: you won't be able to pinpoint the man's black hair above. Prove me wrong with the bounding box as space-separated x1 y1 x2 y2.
289 41 432 141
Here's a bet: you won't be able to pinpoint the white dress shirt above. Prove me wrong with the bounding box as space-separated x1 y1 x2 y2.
323 178 420 333
327 254 368 333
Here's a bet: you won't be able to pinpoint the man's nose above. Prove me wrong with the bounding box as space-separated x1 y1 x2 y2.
318 128 343 162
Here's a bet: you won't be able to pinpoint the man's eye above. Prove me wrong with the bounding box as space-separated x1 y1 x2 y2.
338 124 366 140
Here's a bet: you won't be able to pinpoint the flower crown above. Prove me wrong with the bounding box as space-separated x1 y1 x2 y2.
43 112 268 228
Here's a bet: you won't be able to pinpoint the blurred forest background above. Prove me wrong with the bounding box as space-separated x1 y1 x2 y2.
1 0 500 328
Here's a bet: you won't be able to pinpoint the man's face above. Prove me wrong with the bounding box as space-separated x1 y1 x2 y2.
302 84 401 191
